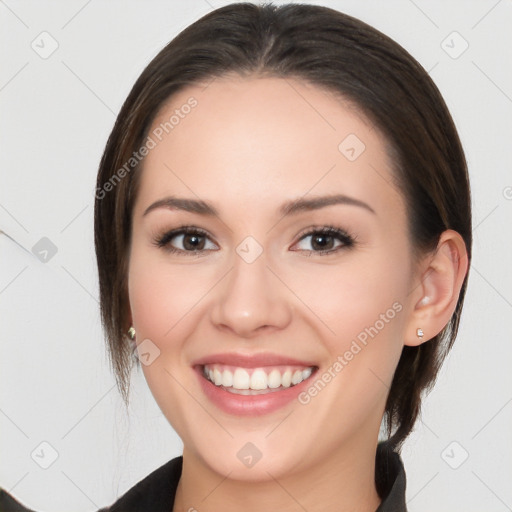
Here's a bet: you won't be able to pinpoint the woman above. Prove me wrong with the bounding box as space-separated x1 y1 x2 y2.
1 3 471 511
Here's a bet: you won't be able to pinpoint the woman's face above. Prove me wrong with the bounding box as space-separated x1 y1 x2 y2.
128 76 418 479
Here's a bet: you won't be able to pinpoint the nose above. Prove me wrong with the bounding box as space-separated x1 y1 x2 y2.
209 251 293 338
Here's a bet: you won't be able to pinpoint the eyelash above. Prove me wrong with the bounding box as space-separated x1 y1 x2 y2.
152 224 356 257
294 225 356 256
152 225 213 257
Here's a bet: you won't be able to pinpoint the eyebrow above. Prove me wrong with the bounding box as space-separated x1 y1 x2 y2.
279 194 376 216
143 194 376 217
143 197 219 217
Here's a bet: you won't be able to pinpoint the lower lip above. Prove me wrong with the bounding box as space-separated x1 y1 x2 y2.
195 366 316 416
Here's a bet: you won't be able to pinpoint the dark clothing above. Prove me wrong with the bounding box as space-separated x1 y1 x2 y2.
0 443 407 511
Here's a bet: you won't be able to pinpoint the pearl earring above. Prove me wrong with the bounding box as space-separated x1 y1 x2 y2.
127 326 137 352
416 328 424 339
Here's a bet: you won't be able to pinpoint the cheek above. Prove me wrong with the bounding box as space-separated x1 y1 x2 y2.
285 253 409 345
127 249 210 432
282 252 409 411
290 274 402 423
128 249 213 342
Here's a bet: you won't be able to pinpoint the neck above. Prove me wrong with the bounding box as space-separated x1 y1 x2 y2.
172 440 381 512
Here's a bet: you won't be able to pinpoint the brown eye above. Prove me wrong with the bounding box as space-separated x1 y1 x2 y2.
310 233 336 251
181 233 206 250
154 227 218 255
292 227 355 255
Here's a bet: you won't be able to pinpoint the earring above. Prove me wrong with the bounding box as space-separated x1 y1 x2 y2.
416 328 424 340
128 326 136 340
127 326 137 352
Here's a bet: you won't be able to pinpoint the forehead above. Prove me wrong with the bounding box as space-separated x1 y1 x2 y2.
136 76 404 222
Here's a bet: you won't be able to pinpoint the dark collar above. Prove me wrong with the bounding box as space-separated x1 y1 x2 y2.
0 442 407 511
106 441 407 511
375 442 408 511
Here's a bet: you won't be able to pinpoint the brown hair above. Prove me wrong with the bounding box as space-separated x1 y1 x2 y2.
94 2 472 450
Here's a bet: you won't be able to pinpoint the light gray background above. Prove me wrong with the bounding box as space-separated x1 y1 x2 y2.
1 1 511 511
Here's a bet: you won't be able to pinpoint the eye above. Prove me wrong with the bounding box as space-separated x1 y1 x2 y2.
292 226 355 255
153 226 218 255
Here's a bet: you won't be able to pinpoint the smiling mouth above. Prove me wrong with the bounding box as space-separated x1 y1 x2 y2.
200 363 318 395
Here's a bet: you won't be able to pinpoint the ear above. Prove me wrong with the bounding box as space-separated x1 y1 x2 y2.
405 229 469 347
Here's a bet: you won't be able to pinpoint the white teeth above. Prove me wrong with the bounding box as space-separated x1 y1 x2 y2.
203 364 315 392
302 367 312 380
267 369 282 389
222 369 233 387
213 368 223 386
250 369 268 390
281 370 292 388
291 370 303 385
233 368 250 390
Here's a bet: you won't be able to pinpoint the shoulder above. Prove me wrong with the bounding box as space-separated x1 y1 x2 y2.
0 489 36 511
375 441 408 512
0 456 183 512
104 456 182 511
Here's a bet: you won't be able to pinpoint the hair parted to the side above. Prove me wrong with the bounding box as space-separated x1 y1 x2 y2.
94 2 472 451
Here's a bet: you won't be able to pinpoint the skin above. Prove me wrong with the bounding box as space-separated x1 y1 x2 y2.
127 76 468 512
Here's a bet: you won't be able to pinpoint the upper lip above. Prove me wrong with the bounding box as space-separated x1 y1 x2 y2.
192 352 317 368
